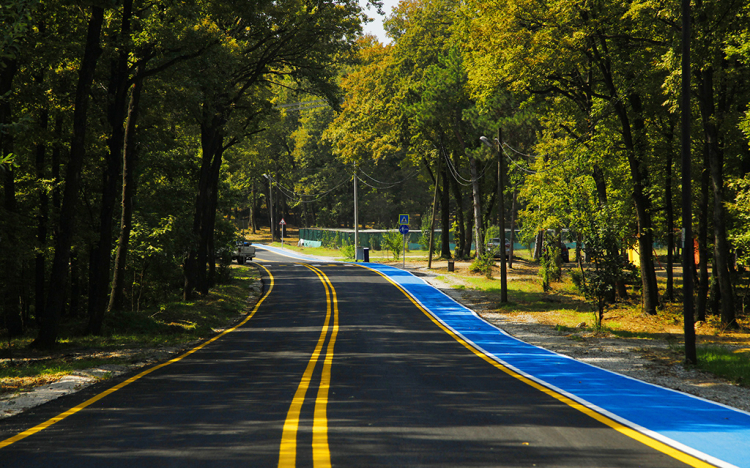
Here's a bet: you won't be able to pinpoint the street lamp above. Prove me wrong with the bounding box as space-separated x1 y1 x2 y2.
481 134 508 303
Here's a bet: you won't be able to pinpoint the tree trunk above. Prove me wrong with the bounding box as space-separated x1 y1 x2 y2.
206 144 224 289
452 115 483 257
184 101 226 299
109 73 143 313
34 6 104 348
696 143 710 322
1 58 24 336
592 33 659 315
463 201 474 258
665 135 675 302
250 180 257 233
450 171 465 258
34 68 49 331
87 0 133 335
696 66 736 327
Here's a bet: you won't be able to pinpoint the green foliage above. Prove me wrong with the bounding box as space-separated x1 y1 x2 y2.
321 231 336 248
341 239 355 260
727 176 750 271
382 230 404 260
539 233 562 292
469 252 495 278
369 235 381 251
574 226 637 329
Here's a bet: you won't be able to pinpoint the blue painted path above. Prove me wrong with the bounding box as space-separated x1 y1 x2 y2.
257 245 749 467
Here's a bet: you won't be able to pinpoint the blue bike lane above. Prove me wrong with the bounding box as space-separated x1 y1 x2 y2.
257 245 750 468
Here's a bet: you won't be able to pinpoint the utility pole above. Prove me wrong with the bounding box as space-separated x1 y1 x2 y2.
264 174 274 242
428 155 441 269
497 128 508 303
354 163 359 260
481 133 508 303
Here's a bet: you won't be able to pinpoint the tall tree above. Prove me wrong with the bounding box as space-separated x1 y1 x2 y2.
34 5 105 347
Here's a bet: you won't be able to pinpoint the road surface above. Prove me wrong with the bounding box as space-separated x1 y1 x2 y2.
0 248 707 467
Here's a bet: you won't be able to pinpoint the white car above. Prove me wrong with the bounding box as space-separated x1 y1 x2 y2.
232 241 255 264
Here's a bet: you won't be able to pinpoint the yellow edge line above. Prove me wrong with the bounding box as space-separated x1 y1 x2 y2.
306 265 338 468
358 264 715 468
278 264 333 468
0 264 276 451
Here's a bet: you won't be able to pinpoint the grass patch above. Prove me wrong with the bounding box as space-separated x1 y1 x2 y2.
697 345 750 386
268 242 344 259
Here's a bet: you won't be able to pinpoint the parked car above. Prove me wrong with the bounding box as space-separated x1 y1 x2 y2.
487 238 511 259
232 240 255 264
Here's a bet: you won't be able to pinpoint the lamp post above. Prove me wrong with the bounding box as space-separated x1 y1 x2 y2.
481 134 508 303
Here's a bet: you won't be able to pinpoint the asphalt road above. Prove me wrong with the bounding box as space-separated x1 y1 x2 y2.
0 248 698 467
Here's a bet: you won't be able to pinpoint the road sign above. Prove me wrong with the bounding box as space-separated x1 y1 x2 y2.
399 214 409 225
398 225 409 235
279 218 286 225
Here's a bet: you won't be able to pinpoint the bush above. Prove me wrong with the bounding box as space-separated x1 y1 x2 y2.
539 233 562 292
341 240 355 260
382 230 404 260
321 231 335 248
469 253 495 278
215 249 233 284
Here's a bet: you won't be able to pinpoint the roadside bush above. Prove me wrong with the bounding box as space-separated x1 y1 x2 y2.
382 230 403 260
469 253 495 278
539 233 562 292
341 240 355 260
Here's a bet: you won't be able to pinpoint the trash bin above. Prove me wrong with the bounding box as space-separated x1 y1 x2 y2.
363 247 370 262
356 246 364 261
447 259 454 272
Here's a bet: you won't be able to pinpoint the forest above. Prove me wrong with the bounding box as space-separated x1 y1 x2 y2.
1 0 750 349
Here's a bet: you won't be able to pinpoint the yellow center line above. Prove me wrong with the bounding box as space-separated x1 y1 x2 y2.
357 264 716 468
278 264 333 467
0 264 276 451
307 265 338 468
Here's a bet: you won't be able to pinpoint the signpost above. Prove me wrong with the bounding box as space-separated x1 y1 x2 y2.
399 216 409 268
279 218 286 245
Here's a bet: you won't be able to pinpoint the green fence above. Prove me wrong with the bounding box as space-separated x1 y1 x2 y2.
299 228 430 250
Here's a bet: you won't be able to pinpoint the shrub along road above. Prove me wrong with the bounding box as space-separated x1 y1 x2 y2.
0 248 727 467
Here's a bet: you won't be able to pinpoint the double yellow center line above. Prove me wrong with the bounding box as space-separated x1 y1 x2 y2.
278 264 339 468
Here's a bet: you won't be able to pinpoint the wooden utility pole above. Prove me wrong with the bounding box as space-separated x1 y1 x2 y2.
428 155 441 269
497 128 508 303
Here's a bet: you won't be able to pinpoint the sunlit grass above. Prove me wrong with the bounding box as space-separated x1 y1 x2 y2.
697 346 750 386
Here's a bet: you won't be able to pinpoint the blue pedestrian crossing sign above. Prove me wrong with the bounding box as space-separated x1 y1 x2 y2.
399 214 409 226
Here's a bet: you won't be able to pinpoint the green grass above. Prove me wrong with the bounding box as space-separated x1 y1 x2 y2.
0 358 126 380
697 345 750 386
269 242 344 259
